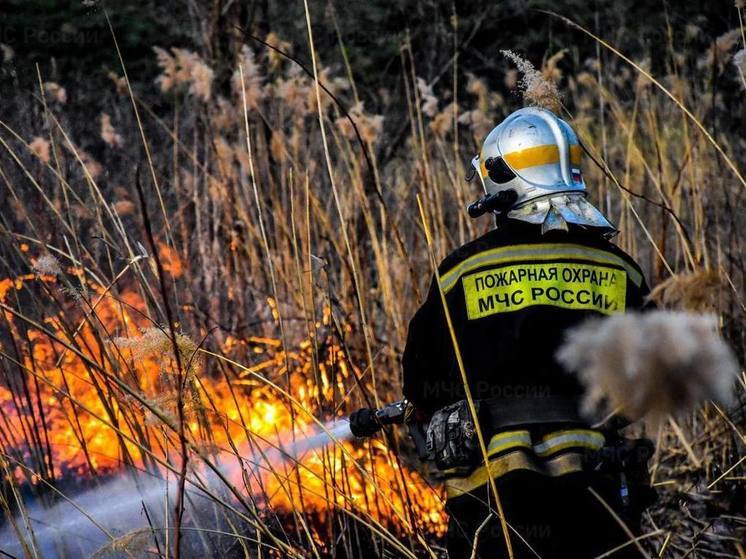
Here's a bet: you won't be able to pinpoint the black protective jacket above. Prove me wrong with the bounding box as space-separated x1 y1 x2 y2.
402 219 650 419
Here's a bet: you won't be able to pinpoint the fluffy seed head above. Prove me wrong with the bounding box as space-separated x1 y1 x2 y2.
232 45 264 108
734 49 746 86
264 32 292 70
100 113 123 148
416 77 438 117
79 150 102 180
647 270 727 312
113 200 135 217
112 327 203 379
698 30 741 70
457 109 493 140
33 254 62 277
501 50 561 113
335 102 384 145
107 71 127 96
43 82 67 104
557 311 740 429
429 102 457 138
154 46 214 102
29 137 51 164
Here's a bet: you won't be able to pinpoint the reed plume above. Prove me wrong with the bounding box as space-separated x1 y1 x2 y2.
500 49 561 112
557 311 741 427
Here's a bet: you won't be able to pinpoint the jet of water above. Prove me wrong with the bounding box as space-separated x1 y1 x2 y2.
0 420 354 558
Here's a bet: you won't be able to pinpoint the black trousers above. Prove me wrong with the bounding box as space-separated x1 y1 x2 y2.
445 471 646 559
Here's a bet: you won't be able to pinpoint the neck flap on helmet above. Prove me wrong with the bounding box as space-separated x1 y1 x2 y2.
508 192 618 238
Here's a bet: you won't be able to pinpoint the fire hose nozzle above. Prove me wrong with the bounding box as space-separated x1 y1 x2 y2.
349 399 414 438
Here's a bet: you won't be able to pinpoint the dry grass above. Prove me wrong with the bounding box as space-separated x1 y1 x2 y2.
0 5 744 559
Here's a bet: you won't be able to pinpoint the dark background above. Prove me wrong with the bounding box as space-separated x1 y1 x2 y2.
1 0 743 149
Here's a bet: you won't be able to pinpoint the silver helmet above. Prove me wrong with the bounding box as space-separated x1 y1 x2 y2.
470 107 616 235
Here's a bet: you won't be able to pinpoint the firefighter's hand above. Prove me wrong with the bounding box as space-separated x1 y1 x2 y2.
349 408 382 437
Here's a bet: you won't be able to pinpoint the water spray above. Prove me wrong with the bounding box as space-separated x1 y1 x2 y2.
0 401 419 557
0 418 359 558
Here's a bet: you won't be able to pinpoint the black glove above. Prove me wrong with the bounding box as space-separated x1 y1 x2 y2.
349 408 381 437
425 400 482 470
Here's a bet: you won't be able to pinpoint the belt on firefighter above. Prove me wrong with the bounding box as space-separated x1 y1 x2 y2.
443 428 605 499
484 394 585 430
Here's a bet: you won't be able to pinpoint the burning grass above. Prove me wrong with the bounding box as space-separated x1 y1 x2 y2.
0 271 446 557
0 3 745 558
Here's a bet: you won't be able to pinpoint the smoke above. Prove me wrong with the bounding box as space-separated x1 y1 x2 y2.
0 420 353 558
557 311 741 427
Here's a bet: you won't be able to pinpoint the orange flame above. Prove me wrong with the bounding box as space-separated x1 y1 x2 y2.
156 241 183 278
0 269 447 545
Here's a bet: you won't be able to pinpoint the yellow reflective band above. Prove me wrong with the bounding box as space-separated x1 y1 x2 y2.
439 243 643 293
439 430 532 477
502 144 582 170
534 429 605 457
462 262 627 319
445 450 586 499
487 430 532 457
571 145 582 166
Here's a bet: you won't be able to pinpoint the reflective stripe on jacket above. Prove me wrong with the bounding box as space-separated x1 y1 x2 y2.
443 428 605 499
402 220 650 416
401 220 650 497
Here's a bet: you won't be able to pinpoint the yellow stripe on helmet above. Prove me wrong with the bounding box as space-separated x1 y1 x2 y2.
502 144 582 170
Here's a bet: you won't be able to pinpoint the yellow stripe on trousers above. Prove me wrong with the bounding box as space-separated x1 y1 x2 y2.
443 429 605 499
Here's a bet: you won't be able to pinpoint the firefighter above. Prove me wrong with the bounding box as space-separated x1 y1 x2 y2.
401 107 655 558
